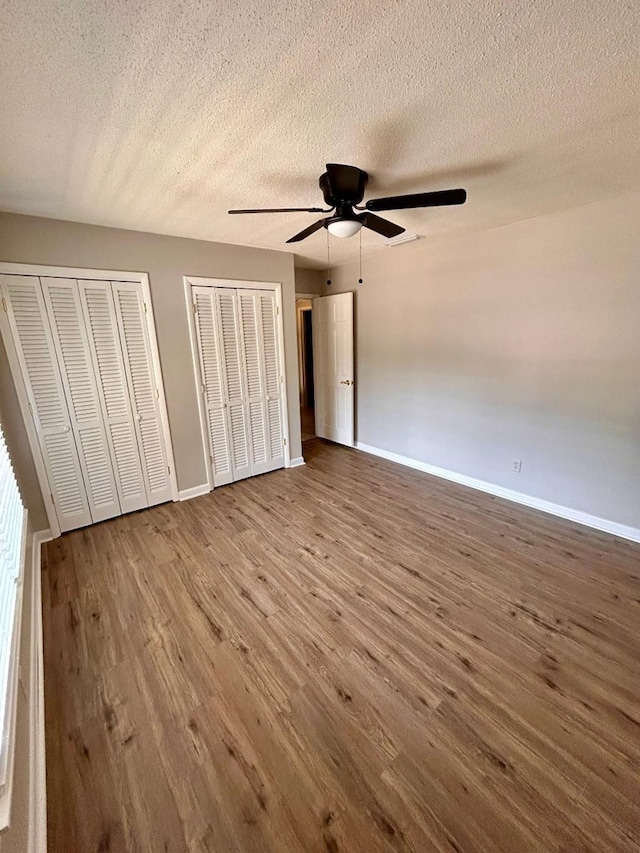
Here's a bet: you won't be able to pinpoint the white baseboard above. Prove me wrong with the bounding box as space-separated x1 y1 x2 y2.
289 457 306 468
177 484 210 501
32 529 53 547
355 442 640 544
29 530 49 853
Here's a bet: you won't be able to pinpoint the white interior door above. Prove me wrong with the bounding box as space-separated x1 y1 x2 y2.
313 292 354 447
41 277 121 524
0 275 92 532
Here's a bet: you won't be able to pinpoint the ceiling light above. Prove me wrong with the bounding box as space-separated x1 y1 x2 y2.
327 219 362 238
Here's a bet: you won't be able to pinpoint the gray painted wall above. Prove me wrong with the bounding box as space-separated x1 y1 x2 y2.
0 213 301 528
295 267 323 294
322 192 640 529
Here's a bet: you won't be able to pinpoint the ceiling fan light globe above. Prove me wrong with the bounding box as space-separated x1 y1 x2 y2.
327 219 362 238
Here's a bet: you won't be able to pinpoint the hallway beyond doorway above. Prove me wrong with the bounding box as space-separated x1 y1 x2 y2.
301 406 315 442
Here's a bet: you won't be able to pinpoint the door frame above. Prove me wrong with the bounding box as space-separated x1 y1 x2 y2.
295 298 314 408
183 276 291 492
0 262 178 537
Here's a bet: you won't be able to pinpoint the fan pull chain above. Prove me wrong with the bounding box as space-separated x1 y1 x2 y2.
358 229 363 285
326 230 331 286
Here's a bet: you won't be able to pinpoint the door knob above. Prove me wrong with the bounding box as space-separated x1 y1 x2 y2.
340 379 353 385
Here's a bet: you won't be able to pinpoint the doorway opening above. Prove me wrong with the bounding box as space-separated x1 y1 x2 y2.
296 298 315 441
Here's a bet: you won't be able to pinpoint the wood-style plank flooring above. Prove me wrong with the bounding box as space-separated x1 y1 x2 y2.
300 406 316 442
43 439 640 852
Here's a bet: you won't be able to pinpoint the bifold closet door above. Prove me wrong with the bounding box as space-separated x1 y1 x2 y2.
217 289 253 481
40 277 122 524
1 273 173 533
77 280 148 514
192 288 234 485
237 290 285 476
0 275 93 531
192 286 285 487
192 287 251 484
111 282 173 506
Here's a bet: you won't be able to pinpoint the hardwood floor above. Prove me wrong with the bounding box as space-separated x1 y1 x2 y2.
43 439 640 853
300 406 316 442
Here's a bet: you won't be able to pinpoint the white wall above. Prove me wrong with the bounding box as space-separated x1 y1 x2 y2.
323 192 640 531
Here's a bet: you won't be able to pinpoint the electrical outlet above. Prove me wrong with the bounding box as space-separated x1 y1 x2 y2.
512 459 522 473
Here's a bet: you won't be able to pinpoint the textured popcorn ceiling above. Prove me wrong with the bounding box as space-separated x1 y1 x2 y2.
0 0 638 269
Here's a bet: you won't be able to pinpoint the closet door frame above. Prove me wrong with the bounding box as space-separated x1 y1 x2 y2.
0 262 178 538
183 276 291 492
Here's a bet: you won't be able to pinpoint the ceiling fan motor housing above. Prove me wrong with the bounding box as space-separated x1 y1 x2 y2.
319 166 368 207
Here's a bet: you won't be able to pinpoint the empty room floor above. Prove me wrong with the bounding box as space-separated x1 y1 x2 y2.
43 440 640 852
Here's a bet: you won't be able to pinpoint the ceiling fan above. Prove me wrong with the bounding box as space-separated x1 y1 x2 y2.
228 163 467 243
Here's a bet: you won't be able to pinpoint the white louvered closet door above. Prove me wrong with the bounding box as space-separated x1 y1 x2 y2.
217 289 252 481
237 291 269 475
192 286 285 487
0 275 92 532
256 291 285 471
40 278 121 523
192 288 233 486
78 280 148 514
112 282 173 507
238 290 285 475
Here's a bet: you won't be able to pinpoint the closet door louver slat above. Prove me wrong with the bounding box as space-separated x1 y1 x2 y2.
0 275 92 532
41 278 121 523
112 282 172 506
192 288 233 486
78 280 148 513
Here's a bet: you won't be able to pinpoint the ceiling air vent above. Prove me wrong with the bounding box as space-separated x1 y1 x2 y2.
384 233 422 247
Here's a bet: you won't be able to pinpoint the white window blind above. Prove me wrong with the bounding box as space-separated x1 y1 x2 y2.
0 421 27 793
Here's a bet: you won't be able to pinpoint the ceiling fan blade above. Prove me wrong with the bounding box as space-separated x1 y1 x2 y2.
357 212 405 239
285 218 328 243
325 164 367 200
366 188 467 212
228 207 326 214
